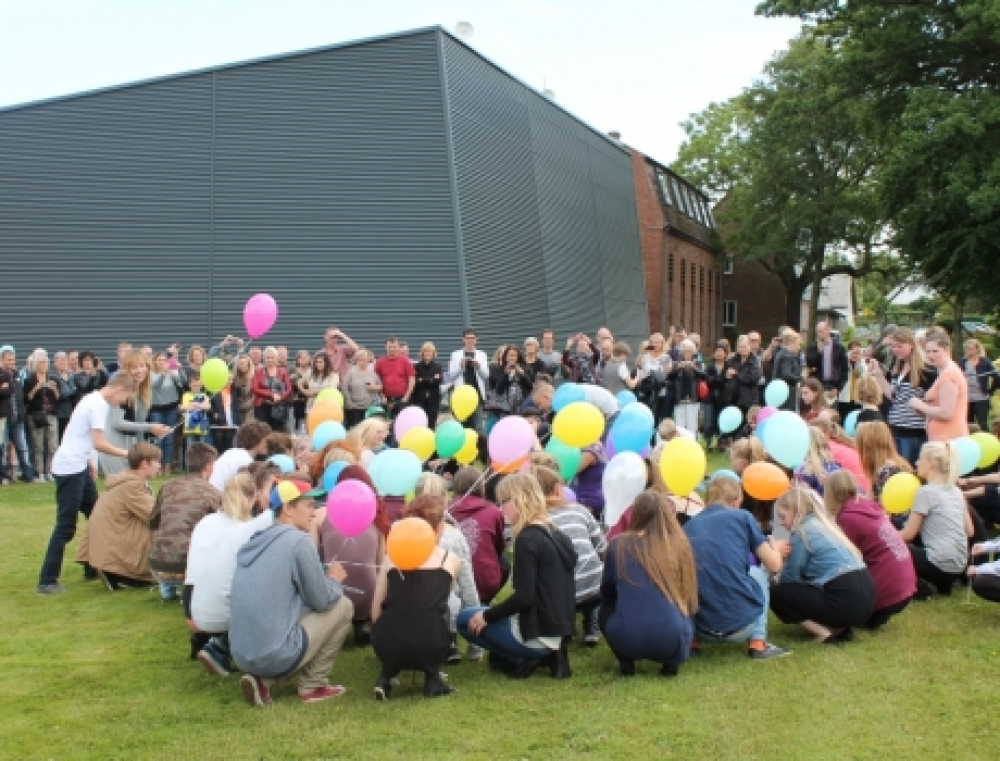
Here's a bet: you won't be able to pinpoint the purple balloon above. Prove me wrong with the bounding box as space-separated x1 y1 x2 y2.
327 480 377 537
562 486 577 503
488 415 535 466
393 405 428 443
243 293 278 339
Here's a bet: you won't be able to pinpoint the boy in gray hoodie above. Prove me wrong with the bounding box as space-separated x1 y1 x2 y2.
230 480 353 706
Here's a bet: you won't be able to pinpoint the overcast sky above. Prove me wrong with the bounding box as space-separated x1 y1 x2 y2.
0 0 800 164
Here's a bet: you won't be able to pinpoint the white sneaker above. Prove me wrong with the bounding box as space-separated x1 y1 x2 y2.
46 474 55 482
32 477 45 484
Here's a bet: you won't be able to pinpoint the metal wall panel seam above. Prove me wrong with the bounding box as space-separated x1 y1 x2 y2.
209 71 216 340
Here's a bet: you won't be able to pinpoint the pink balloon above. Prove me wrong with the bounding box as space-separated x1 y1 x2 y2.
562 486 577 503
488 416 535 466
243 293 278 340
394 405 429 443
758 406 778 424
327 480 377 537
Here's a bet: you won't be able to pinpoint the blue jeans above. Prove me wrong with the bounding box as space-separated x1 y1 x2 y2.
5 420 35 482
457 606 551 663
158 580 180 600
702 402 717 440
149 408 180 466
696 566 769 644
893 433 927 469
39 468 98 586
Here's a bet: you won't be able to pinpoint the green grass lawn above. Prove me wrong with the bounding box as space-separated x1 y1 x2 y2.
3 462 999 760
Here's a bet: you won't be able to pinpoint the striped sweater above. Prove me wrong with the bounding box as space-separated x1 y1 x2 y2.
549 505 607 603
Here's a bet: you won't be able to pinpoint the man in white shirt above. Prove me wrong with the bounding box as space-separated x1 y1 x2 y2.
37 373 135 595
209 421 272 492
447 328 489 432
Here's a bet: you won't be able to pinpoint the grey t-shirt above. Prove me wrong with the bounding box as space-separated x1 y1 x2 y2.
911 484 968 573
537 350 562 378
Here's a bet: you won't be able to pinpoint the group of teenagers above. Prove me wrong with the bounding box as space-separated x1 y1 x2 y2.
26 317 1000 706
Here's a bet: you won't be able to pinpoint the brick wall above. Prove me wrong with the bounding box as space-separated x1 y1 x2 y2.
720 259 787 342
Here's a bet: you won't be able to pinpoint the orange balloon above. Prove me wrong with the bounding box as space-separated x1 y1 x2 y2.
386 517 437 571
307 399 344 433
493 455 528 474
742 462 790 501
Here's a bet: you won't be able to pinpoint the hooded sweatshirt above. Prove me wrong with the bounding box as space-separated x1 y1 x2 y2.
450 494 507 603
229 523 344 678
835 497 916 610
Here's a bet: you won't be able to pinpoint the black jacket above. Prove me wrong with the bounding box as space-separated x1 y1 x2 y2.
209 385 243 428
668 360 706 404
491 364 533 399
726 354 761 409
772 348 803 412
0 368 14 421
412 360 443 405
805 340 850 392
705 362 730 407
484 524 577 640
74 369 108 397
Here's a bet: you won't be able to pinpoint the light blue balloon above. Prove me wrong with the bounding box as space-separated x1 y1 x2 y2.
762 411 810 470
844 410 861 437
616 389 637 409
710 469 740 483
610 406 654 454
322 461 350 492
764 380 789 409
623 401 655 425
553 383 585 412
267 454 295 473
754 417 768 442
954 436 982 477
718 406 742 435
370 448 422 496
312 421 347 452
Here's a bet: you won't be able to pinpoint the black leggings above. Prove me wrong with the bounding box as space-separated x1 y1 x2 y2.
972 573 1000 603
969 400 990 432
865 597 911 631
908 544 962 595
770 569 876 629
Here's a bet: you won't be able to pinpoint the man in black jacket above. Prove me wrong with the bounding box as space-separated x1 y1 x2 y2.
805 321 850 394
0 347 36 484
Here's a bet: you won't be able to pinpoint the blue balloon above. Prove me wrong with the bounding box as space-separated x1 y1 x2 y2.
369 448 422 496
762 411 810 470
312 421 347 452
718 406 743 435
616 389 637 409
267 454 295 473
553 383 585 412
322 461 350 492
764 380 789 408
710 469 740 483
623 401 655 425
844 410 861 437
610 406 654 454
954 436 982 477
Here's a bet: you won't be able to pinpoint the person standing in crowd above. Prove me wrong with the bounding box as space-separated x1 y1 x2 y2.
704 344 730 449
837 341 865 421
412 343 443 428
806 321 849 400
867 327 935 466
343 350 381 429
537 330 562 381
150 351 186 476
856 421 912 501
772 329 804 413
961 339 996 432
1 347 37 484
321 326 359 386
640 333 673 423
67 350 80 375
232 355 255 425
448 328 489 432
523 337 546 379
251 347 293 433
104 341 132 378
24 352 60 483
726 336 762 417
855 375 884 425
179 373 212 452
669 339 705 436
909 328 968 442
74 351 108 397
36 373 135 594
599 341 639 398
185 345 206 378
562 334 598 385
799 377 830 421
100 349 167 477
289 350 313 435
51 352 79 440
299 351 338 416
489 345 532 434
208 367 240 455
208 421 272 491
248 347 263 369
374 336 415 419
231 481 353 707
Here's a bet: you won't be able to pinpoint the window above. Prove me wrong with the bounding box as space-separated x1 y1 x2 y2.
699 265 705 291
706 204 716 228
657 172 672 205
692 196 706 225
671 178 688 216
723 301 737 327
723 255 734 275
668 253 674 283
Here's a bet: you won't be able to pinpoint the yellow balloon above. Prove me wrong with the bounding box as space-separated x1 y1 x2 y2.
317 388 344 407
451 385 479 422
972 431 1000 469
400 426 436 462
880 473 921 514
552 402 605 448
659 438 706 496
455 429 479 465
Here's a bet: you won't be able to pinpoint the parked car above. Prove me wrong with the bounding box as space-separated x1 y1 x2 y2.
962 321 996 336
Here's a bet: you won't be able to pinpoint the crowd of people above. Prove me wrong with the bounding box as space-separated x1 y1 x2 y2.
12 316 1000 706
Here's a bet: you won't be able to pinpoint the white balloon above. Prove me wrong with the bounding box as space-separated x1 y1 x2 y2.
583 384 619 417
601 451 647 528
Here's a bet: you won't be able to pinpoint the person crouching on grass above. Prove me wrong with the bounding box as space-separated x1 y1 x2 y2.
230 480 354 706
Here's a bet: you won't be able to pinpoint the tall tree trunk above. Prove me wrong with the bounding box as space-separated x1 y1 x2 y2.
952 297 964 361
807 242 826 343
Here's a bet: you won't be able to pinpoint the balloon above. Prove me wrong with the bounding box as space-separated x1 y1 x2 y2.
844 410 861 437
552 402 605 448
623 401 655 426
718 406 742 435
562 486 577 503
455 429 479 465
583 384 620 416
321 461 349 492
489 416 536 467
754 418 768 442
311 421 347 451
326 480 377 537
954 436 982 477
267 454 295 473
243 293 278 339
400 426 435 462
553 383 585 412
369 449 422 496
545 437 582 481
604 436 651 460
394 405 429 443
757 406 778 424
741 462 790 500
881 472 921 514
659 438 706 496
451 385 479 422
386 517 437 571
434 421 466 458
307 399 344 433
317 388 344 407
764 379 789 408
494 456 528 474
602 451 647 528
200 358 229 394
972 431 1000 469
762 411 810 470
616 390 637 408
610 405 654 455
710 468 741 484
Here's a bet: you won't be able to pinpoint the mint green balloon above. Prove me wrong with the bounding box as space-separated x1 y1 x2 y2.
546 437 582 482
435 421 465 459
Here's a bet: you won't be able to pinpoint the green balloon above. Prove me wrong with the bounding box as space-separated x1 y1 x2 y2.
200 358 230 394
435 420 466 459
546 437 582 482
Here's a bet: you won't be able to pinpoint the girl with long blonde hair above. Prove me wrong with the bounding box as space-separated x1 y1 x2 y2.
868 326 934 465
794 427 841 496
855 421 912 500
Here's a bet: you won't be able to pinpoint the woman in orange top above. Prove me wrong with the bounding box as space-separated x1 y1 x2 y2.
909 328 968 442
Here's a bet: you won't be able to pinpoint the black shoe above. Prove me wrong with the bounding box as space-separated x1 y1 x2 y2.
189 633 212 661
82 565 98 582
549 642 572 679
423 672 454 697
659 663 679 677
446 634 461 665
913 580 934 601
821 634 844 646
374 671 392 701
582 607 601 647
618 658 636 677
836 627 855 643
487 652 517 675
510 657 544 680
353 620 371 647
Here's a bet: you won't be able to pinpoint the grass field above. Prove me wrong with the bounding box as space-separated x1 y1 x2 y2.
3 463 999 760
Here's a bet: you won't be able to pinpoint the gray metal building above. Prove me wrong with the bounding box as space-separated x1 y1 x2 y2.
0 27 648 360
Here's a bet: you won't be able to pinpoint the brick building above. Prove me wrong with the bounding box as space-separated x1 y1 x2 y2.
629 149 723 345
720 259 788 343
